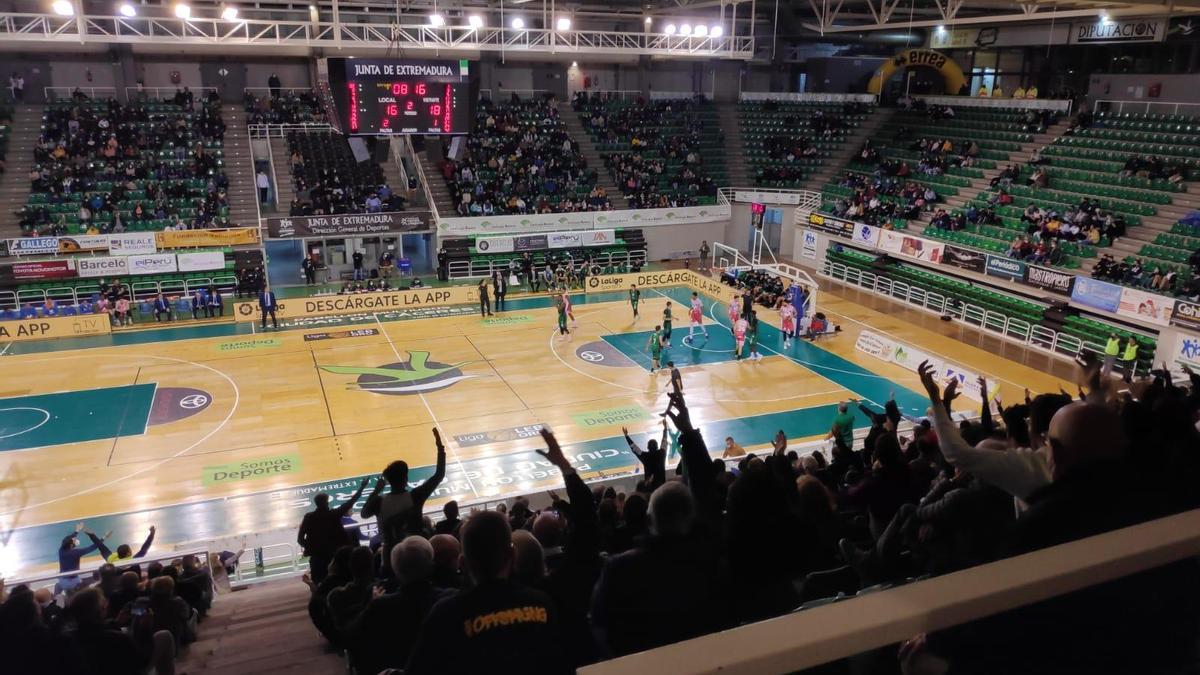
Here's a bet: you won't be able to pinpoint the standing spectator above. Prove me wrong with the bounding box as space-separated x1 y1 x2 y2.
352 249 365 281
493 270 507 312
57 522 101 594
268 72 282 99
259 284 279 330
9 72 22 103
826 402 856 453
1102 333 1120 377
85 526 156 572
477 278 492 317
698 240 711 272
405 510 568 674
361 428 447 573
433 501 462 536
256 169 270 204
298 479 369 585
1121 337 1139 383
302 255 317 285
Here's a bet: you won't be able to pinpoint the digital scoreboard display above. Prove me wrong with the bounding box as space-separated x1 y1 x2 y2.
326 58 471 135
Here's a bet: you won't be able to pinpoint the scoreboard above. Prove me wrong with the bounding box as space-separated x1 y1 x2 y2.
326 58 471 135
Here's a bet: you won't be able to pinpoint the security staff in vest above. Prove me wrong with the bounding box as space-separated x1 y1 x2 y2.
152 293 173 322
260 285 279 329
1102 333 1120 377
478 278 492 317
1121 337 1139 383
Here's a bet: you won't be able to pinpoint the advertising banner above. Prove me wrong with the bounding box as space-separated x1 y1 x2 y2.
585 269 697 296
734 190 802 205
878 230 944 264
888 341 944 378
127 253 178 275
156 227 260 248
475 236 514 253
266 211 433 238
1069 18 1165 44
6 237 60 255
851 223 880 248
854 329 896 360
801 230 818 260
57 235 111 253
1117 286 1173 327
437 204 729 236
0 314 111 342
548 231 584 249
514 234 549 252
177 251 227 272
1170 299 1200 331
942 245 987 273
582 229 615 247
1170 332 1200 372
8 260 76 281
1070 276 1123 313
940 363 999 403
984 255 1026 281
77 256 129 278
1023 264 1075 295
804 212 854 238
107 233 158 255
233 286 480 321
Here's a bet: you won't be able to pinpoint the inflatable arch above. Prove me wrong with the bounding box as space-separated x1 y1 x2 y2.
867 49 967 95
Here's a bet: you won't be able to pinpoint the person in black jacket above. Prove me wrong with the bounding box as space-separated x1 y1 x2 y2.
361 428 447 574
477 278 492 317
298 479 369 585
492 270 507 311
405 510 568 675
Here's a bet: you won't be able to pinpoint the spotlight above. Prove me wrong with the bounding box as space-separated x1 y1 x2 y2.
664 23 676 35
174 3 191 18
694 24 707 37
222 6 239 20
556 16 571 30
52 0 73 15
571 61 578 67
429 13 445 26
680 22 692 35
118 2 136 17
710 25 723 37
468 14 483 28
644 16 652 25
511 16 524 29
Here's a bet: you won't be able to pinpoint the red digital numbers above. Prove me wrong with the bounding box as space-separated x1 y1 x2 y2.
430 104 441 117
387 104 398 116
406 101 414 111
391 83 408 95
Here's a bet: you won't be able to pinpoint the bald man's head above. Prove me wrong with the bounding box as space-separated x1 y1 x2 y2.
532 512 564 549
391 536 434 584
430 533 461 572
511 530 546 585
1047 402 1127 480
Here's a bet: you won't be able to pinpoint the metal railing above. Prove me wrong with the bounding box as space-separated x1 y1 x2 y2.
125 86 218 101
243 86 313 97
5 274 237 310
246 123 333 139
718 186 822 210
914 94 1072 114
822 259 1101 360
575 89 642 101
447 249 647 280
1093 99 1200 118
43 86 117 101
407 135 438 222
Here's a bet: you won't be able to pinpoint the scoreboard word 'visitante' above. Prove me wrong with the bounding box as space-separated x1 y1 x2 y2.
327 58 471 135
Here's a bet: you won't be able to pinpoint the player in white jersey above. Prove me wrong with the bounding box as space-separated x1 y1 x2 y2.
780 302 797 349
733 315 749 360
727 296 741 327
684 292 709 343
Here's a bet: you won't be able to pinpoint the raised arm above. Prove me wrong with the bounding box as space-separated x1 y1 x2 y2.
978 377 996 436
360 477 387 519
412 428 448 506
332 478 370 518
536 428 599 559
134 526 156 559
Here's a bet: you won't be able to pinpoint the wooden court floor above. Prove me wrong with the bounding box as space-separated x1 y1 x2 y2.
0 280 1078 575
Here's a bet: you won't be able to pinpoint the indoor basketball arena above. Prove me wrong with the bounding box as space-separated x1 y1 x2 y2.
1 0 1199 672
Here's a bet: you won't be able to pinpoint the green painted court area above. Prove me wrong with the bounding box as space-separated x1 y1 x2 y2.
0 383 156 452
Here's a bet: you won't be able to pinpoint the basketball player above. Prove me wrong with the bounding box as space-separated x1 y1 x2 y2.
562 291 577 328
661 301 674 347
629 285 640 320
684 292 708 343
667 360 683 395
733 313 749 360
747 312 762 361
780 301 797 349
554 293 571 342
727 296 742 327
648 325 666 373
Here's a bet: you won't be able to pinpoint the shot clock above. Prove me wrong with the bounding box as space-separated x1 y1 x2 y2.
326 58 471 135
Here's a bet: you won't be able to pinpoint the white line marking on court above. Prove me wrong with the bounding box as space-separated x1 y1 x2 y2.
373 313 479 501
0 353 241 518
0 342 12 356
0 407 51 439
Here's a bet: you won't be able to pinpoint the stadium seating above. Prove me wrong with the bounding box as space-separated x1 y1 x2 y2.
243 90 324 125
737 100 872 188
19 96 230 236
443 96 610 215
285 131 401 214
439 229 646 279
578 96 722 208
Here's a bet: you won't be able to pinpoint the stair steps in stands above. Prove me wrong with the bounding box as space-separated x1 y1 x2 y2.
0 104 45 238
561 107 630 210
265 136 295 217
714 102 751 187
220 104 261 230
418 150 458 217
801 107 896 195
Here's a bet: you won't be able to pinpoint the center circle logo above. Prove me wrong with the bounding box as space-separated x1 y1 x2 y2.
579 351 605 362
180 394 210 409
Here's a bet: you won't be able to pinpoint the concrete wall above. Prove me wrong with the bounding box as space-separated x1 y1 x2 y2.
642 220 729 260
805 57 886 94
1087 73 1200 107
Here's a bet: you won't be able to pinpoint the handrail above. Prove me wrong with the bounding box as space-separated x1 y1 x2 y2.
126 86 218 101
243 87 313 96
1094 99 1200 118
246 123 333 139
405 135 438 222
43 86 117 101
580 508 1200 674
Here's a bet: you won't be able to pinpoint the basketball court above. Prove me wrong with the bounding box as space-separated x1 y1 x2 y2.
0 274 1076 575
